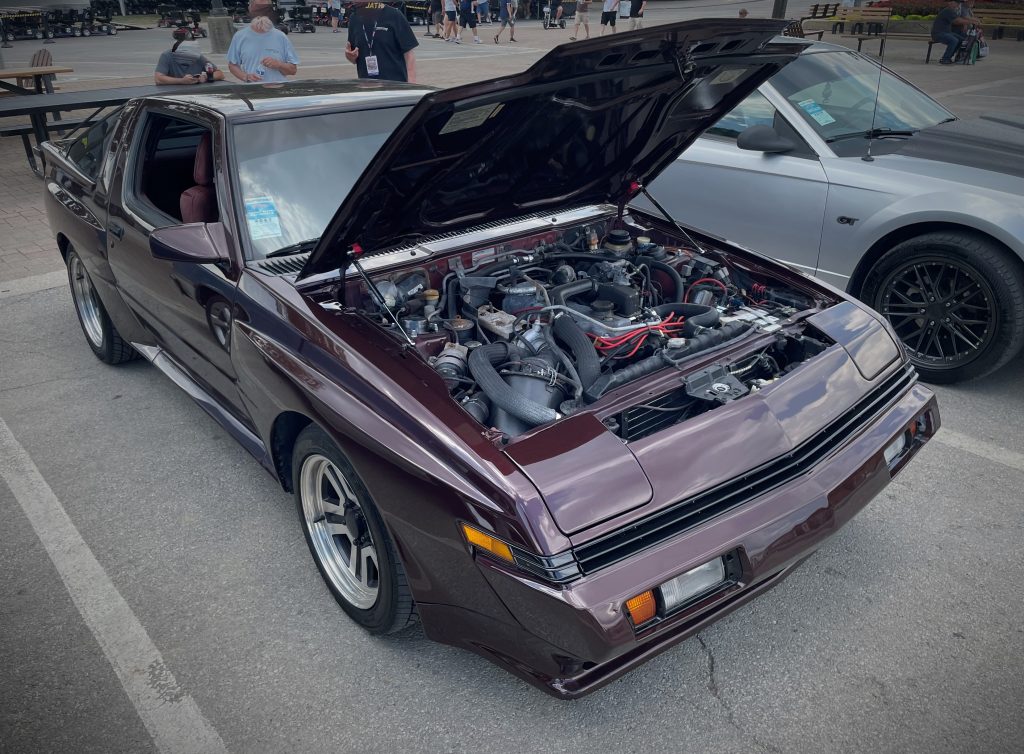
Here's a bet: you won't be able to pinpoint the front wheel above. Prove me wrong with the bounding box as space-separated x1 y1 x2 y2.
66 249 138 365
293 425 416 634
862 231 1024 383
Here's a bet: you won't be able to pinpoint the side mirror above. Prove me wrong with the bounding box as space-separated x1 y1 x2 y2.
736 125 796 154
150 222 231 265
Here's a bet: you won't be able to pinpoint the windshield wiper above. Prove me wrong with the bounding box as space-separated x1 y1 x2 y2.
826 128 917 144
265 238 320 259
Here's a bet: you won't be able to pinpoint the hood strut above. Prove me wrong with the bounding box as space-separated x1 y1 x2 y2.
346 248 415 346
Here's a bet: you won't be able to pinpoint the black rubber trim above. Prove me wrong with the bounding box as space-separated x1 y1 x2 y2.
572 365 917 575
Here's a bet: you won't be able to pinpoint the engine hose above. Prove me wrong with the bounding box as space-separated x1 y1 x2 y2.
654 303 721 336
637 256 685 303
553 314 601 390
542 325 583 401
468 342 559 427
550 278 598 306
542 252 620 265
584 321 752 402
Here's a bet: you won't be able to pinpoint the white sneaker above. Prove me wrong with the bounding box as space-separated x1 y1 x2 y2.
474 37 482 43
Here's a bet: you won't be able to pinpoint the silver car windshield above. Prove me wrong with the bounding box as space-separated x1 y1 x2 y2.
769 51 953 141
233 107 411 261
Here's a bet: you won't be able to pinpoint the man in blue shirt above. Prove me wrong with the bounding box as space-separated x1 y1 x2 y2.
227 1 300 82
931 0 971 64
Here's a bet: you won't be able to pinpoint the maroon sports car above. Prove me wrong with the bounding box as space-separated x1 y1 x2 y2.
42 19 938 698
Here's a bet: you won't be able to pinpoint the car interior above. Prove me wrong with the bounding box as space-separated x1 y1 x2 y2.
135 114 217 225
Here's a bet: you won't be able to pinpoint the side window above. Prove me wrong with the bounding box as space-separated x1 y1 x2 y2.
126 112 215 225
706 91 778 140
66 111 120 180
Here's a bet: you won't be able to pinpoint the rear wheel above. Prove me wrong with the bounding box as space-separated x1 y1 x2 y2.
293 425 416 634
66 249 138 365
862 231 1024 383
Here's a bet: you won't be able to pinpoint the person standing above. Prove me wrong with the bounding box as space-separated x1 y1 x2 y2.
458 0 482 43
569 0 590 40
617 0 630 28
227 1 300 82
477 0 490 25
344 1 419 81
427 0 443 36
494 0 518 42
155 27 225 85
628 0 645 30
600 0 618 35
443 0 458 39
329 0 342 32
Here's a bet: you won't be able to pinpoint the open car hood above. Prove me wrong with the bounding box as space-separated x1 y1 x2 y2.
299 19 801 279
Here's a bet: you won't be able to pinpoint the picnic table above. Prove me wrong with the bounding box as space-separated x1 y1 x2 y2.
0 82 231 177
0 65 74 95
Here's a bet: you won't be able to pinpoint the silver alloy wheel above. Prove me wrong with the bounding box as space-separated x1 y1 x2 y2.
69 255 104 349
299 454 380 609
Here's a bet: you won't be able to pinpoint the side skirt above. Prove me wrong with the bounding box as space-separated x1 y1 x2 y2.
132 343 275 475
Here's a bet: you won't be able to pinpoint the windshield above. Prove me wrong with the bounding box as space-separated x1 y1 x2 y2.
233 107 411 260
769 51 953 143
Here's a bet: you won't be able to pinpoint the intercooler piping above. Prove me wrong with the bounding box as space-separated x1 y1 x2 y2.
584 321 753 402
552 314 601 390
468 342 559 428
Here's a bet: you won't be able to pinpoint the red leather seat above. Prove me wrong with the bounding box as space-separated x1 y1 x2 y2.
180 133 217 224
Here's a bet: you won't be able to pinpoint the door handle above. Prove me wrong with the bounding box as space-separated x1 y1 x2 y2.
108 223 124 240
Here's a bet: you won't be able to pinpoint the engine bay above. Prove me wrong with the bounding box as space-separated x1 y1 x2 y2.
328 217 837 440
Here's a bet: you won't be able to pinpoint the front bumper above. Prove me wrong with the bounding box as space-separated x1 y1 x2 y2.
420 380 938 698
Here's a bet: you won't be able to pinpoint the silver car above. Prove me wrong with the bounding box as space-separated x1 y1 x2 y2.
645 38 1024 383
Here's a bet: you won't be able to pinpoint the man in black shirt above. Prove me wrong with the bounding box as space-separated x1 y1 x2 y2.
931 0 971 64
344 2 419 82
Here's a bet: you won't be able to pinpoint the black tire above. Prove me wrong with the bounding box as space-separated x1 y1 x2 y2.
861 231 1024 383
65 248 139 365
292 425 416 634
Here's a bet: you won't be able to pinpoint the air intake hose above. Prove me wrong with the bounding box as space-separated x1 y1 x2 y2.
468 342 559 428
584 321 752 402
553 314 601 390
637 256 686 303
654 303 720 336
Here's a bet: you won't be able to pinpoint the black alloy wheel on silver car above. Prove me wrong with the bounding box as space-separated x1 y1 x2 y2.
863 231 1024 384
292 424 416 634
66 248 138 365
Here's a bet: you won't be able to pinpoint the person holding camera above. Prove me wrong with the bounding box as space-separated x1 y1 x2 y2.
155 27 225 85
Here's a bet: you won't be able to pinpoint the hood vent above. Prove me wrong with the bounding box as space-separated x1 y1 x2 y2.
253 253 310 276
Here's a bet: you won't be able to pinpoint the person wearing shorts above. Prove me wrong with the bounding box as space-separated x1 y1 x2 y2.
570 0 590 39
628 0 645 29
444 0 458 39
477 0 489 24
428 0 442 35
329 0 341 32
600 0 618 34
494 0 518 41
458 0 481 42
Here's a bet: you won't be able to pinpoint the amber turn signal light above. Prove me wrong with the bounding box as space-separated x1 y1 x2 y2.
461 523 515 563
625 590 657 625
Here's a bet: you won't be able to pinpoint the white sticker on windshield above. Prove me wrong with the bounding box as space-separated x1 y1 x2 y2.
439 104 501 134
245 196 282 240
797 98 837 126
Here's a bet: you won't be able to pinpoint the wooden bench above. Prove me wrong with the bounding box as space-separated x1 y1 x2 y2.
803 3 840 20
783 19 825 40
831 7 891 35
0 118 91 173
976 11 1024 40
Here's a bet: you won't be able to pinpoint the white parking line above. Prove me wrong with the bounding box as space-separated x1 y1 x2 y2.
0 418 228 754
934 428 1024 474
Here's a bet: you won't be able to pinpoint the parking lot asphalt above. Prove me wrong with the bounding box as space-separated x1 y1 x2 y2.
2 1 1024 751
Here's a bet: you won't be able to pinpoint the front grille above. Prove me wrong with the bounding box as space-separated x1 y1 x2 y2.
253 252 310 276
572 365 917 575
